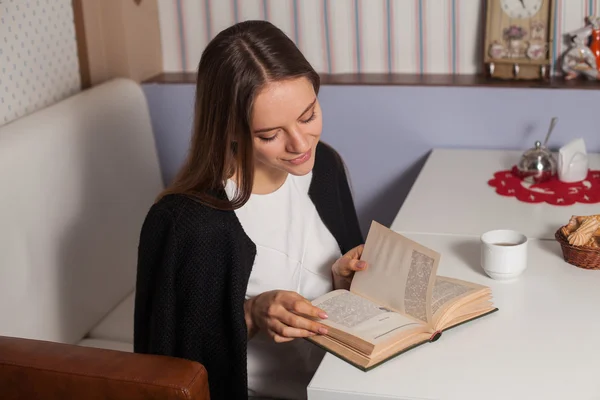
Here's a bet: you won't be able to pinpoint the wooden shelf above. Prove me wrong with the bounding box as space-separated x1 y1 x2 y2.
143 72 600 90
144 72 197 84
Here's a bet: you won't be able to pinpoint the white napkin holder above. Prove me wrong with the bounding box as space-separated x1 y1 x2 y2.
558 138 589 183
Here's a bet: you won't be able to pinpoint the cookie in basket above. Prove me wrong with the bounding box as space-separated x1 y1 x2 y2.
561 214 600 247
556 214 600 270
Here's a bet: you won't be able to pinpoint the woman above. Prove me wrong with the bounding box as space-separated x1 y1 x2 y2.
134 20 366 400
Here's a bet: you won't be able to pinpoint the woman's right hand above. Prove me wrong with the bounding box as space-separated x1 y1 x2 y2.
245 290 329 343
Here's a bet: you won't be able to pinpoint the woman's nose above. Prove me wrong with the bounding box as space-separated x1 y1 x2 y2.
287 128 310 153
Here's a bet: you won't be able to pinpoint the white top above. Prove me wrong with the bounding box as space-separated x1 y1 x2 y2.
224 171 342 400
391 149 600 239
308 232 600 400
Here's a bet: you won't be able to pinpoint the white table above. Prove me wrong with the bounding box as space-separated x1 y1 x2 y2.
308 233 600 400
390 149 600 239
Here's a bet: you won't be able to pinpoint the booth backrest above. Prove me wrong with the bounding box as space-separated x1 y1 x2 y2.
0 79 164 344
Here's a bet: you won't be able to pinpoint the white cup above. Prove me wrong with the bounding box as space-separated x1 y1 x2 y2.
480 230 528 281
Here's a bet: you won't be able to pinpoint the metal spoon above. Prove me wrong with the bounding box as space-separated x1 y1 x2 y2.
543 117 558 148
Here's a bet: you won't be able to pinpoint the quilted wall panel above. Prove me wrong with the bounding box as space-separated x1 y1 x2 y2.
0 0 80 126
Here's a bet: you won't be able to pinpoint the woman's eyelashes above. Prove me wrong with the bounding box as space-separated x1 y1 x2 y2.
257 110 317 142
259 133 278 142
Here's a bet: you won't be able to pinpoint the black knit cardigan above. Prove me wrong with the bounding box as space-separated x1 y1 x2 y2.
133 142 364 400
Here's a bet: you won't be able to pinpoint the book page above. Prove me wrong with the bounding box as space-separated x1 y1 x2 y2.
404 250 437 323
350 221 441 325
431 278 477 316
313 290 424 345
431 276 490 328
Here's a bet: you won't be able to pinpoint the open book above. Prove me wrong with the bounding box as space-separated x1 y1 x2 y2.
307 221 498 371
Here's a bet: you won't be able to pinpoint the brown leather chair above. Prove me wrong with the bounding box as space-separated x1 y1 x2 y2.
0 336 210 400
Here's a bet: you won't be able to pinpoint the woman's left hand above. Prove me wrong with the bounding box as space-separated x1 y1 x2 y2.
331 245 368 290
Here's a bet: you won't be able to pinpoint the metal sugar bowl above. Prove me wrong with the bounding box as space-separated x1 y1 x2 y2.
516 117 559 184
516 141 557 183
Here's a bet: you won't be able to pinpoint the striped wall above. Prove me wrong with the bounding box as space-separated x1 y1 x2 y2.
158 0 600 75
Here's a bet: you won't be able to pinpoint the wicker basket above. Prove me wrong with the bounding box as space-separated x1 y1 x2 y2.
555 228 600 270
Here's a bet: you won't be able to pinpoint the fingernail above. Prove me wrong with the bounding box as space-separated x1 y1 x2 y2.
318 312 328 319
319 327 328 335
358 261 366 269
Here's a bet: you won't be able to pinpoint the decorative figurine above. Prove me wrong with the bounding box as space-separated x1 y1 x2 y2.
562 23 600 80
588 16 600 71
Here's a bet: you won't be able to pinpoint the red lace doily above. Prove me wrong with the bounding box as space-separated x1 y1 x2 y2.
488 167 600 205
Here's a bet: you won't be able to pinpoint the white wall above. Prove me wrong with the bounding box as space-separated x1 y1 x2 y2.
157 0 598 75
0 0 81 125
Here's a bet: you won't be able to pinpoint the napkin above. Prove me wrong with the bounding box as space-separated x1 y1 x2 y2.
558 138 589 183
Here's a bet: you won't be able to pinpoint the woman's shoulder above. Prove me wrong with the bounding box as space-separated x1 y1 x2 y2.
149 193 219 218
143 193 238 239
314 141 349 182
314 141 345 171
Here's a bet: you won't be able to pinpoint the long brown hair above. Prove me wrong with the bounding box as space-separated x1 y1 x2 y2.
158 20 320 210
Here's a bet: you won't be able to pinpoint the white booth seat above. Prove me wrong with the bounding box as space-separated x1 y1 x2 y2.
0 78 164 352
